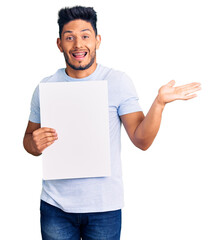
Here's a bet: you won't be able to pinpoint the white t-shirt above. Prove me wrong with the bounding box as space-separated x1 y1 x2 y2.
29 64 142 213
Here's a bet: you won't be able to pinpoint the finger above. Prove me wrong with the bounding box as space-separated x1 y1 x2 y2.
38 132 58 141
178 82 201 90
32 132 57 145
182 86 201 96
33 127 56 137
39 140 56 153
39 135 58 145
166 80 176 87
33 135 58 152
180 94 198 100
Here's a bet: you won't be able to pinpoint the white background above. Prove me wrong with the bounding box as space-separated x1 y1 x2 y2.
0 0 223 239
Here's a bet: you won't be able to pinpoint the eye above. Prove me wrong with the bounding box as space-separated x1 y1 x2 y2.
66 36 74 41
83 35 89 39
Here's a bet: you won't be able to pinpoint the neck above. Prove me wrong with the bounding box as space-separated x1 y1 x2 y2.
65 62 97 79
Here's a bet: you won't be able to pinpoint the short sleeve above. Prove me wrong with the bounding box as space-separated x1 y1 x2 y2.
29 85 41 123
117 73 142 116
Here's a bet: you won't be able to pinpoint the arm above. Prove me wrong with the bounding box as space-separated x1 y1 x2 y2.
23 121 58 156
121 80 201 151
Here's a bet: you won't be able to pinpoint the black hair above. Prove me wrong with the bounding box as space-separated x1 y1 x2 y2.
58 6 98 38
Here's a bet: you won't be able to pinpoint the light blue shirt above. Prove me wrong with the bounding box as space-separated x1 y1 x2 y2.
29 64 142 213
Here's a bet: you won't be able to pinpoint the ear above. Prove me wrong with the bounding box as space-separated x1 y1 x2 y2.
57 38 63 52
96 35 101 50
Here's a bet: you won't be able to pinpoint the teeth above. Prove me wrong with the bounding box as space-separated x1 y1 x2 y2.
73 52 86 57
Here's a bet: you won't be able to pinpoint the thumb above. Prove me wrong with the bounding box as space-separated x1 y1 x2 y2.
167 80 176 87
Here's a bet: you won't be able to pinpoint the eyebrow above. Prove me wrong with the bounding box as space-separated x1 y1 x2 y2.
80 29 92 33
63 30 73 35
63 29 92 35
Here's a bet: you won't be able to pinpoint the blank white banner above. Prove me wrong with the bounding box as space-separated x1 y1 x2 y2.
39 81 111 180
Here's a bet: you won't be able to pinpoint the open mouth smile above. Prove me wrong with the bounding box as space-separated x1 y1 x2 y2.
71 51 87 60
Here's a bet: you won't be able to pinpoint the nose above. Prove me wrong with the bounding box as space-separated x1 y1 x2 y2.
73 37 83 49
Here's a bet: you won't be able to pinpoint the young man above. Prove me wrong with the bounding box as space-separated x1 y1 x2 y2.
23 6 201 240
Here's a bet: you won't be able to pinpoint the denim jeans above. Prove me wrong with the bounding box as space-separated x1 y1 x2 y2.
40 200 122 240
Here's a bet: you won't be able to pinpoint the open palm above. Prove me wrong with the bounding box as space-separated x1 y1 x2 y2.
157 80 201 105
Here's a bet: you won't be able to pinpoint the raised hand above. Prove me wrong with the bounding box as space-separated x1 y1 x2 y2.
157 80 201 106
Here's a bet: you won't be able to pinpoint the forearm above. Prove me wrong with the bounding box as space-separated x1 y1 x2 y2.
23 133 42 156
124 80 201 151
134 95 165 150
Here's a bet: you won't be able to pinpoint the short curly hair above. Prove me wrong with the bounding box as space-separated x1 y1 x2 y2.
58 6 98 38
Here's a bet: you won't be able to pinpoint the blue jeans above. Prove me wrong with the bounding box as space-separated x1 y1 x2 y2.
40 200 122 240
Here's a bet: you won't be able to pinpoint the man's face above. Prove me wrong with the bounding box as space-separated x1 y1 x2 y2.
57 19 101 72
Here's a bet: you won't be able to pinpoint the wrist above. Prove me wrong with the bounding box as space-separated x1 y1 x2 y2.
26 133 42 156
155 95 166 110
